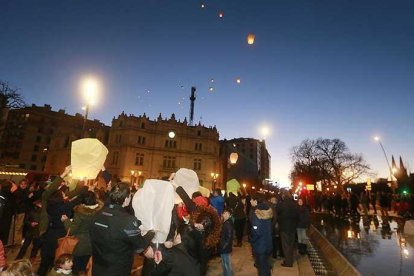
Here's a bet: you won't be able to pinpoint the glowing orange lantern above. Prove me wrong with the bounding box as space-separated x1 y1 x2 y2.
247 33 255 45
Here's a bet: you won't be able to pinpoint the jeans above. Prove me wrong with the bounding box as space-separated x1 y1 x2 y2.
280 231 295 266
254 253 271 276
296 228 308 244
221 253 233 276
234 218 246 245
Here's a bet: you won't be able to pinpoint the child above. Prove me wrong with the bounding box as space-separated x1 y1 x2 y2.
219 209 234 276
1 259 35 276
47 254 73 276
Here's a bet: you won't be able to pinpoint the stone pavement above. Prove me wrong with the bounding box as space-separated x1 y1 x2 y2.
207 241 316 276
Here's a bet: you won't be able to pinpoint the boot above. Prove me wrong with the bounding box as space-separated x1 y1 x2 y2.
299 243 307 255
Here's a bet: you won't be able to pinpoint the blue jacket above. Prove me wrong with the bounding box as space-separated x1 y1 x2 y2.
250 203 273 255
210 195 225 216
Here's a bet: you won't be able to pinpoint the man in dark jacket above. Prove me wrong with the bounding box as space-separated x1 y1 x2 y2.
12 179 30 245
0 180 14 245
249 193 273 276
278 190 299 267
90 182 154 276
219 209 234 276
227 192 246 247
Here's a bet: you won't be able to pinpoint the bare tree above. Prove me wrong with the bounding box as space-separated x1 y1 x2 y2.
0 81 25 108
290 138 371 187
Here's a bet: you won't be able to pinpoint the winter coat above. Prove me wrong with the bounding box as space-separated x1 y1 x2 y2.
42 197 81 257
90 204 151 276
0 240 5 269
14 187 30 214
210 195 225 216
250 203 273 255
226 193 246 220
277 198 299 233
219 219 233 254
152 243 200 276
0 190 13 245
297 205 311 229
47 268 74 276
24 205 41 238
64 201 103 256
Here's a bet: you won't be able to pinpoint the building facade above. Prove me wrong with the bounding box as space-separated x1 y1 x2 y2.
0 104 109 173
220 138 271 189
106 112 221 189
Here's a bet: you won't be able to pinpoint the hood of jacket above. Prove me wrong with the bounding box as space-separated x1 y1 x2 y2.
255 207 273 220
73 200 104 216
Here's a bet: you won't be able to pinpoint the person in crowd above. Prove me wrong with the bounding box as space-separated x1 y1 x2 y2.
297 198 311 255
370 191 377 214
145 224 200 276
227 191 246 247
210 189 225 216
47 253 73 276
350 192 360 217
360 191 369 216
62 191 103 275
12 179 30 246
278 190 299 267
38 167 84 276
90 182 154 276
171 170 222 276
270 196 283 259
15 200 42 261
0 240 5 273
333 193 342 216
249 192 273 276
219 208 234 276
379 191 389 217
0 180 14 246
192 191 209 207
1 259 35 276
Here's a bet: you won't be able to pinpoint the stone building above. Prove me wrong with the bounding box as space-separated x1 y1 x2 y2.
220 138 271 189
0 104 109 173
106 112 221 189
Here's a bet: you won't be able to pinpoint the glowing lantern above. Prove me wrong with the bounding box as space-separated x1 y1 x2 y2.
201 3 205 8
210 78 214 83
208 87 214 92
71 138 108 180
218 12 224 18
247 33 255 45
229 152 238 164
236 78 241 84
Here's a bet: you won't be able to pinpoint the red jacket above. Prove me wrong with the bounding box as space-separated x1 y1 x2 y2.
0 240 6 269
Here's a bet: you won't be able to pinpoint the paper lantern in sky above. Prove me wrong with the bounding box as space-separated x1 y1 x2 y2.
229 152 238 164
71 138 108 180
247 33 255 45
236 78 241 84
201 3 205 9
226 178 240 196
218 12 224 18
209 87 214 92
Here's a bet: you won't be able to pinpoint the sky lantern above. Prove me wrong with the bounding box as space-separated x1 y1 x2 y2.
236 77 241 84
208 87 214 92
247 33 255 45
201 3 205 9
218 11 224 18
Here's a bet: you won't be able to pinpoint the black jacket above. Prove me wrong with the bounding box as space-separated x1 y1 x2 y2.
226 193 246 220
219 219 233 254
90 204 151 276
277 198 299 233
297 205 311 229
250 203 273 255
152 243 200 276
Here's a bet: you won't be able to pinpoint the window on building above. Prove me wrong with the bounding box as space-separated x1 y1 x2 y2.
135 153 144 166
141 123 145 129
165 140 177 148
193 159 202 171
33 145 39 152
41 155 47 162
38 127 44 133
137 136 146 145
30 165 37 170
36 136 41 142
163 156 176 169
197 130 201 136
31 155 37 161
195 143 203 151
112 152 119 165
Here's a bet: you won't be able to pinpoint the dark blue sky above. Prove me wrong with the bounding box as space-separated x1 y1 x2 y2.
1 0 413 185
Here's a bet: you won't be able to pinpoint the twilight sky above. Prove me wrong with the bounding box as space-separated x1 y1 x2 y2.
1 0 413 186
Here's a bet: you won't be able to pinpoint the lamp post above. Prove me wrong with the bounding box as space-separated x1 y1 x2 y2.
211 172 219 190
130 170 135 185
374 136 394 184
81 77 99 136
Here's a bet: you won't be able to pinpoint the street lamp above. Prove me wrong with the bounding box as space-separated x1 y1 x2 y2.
211 173 219 190
81 77 99 135
374 136 394 183
130 170 135 185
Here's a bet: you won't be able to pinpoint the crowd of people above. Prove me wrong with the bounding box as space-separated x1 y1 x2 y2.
0 166 313 276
